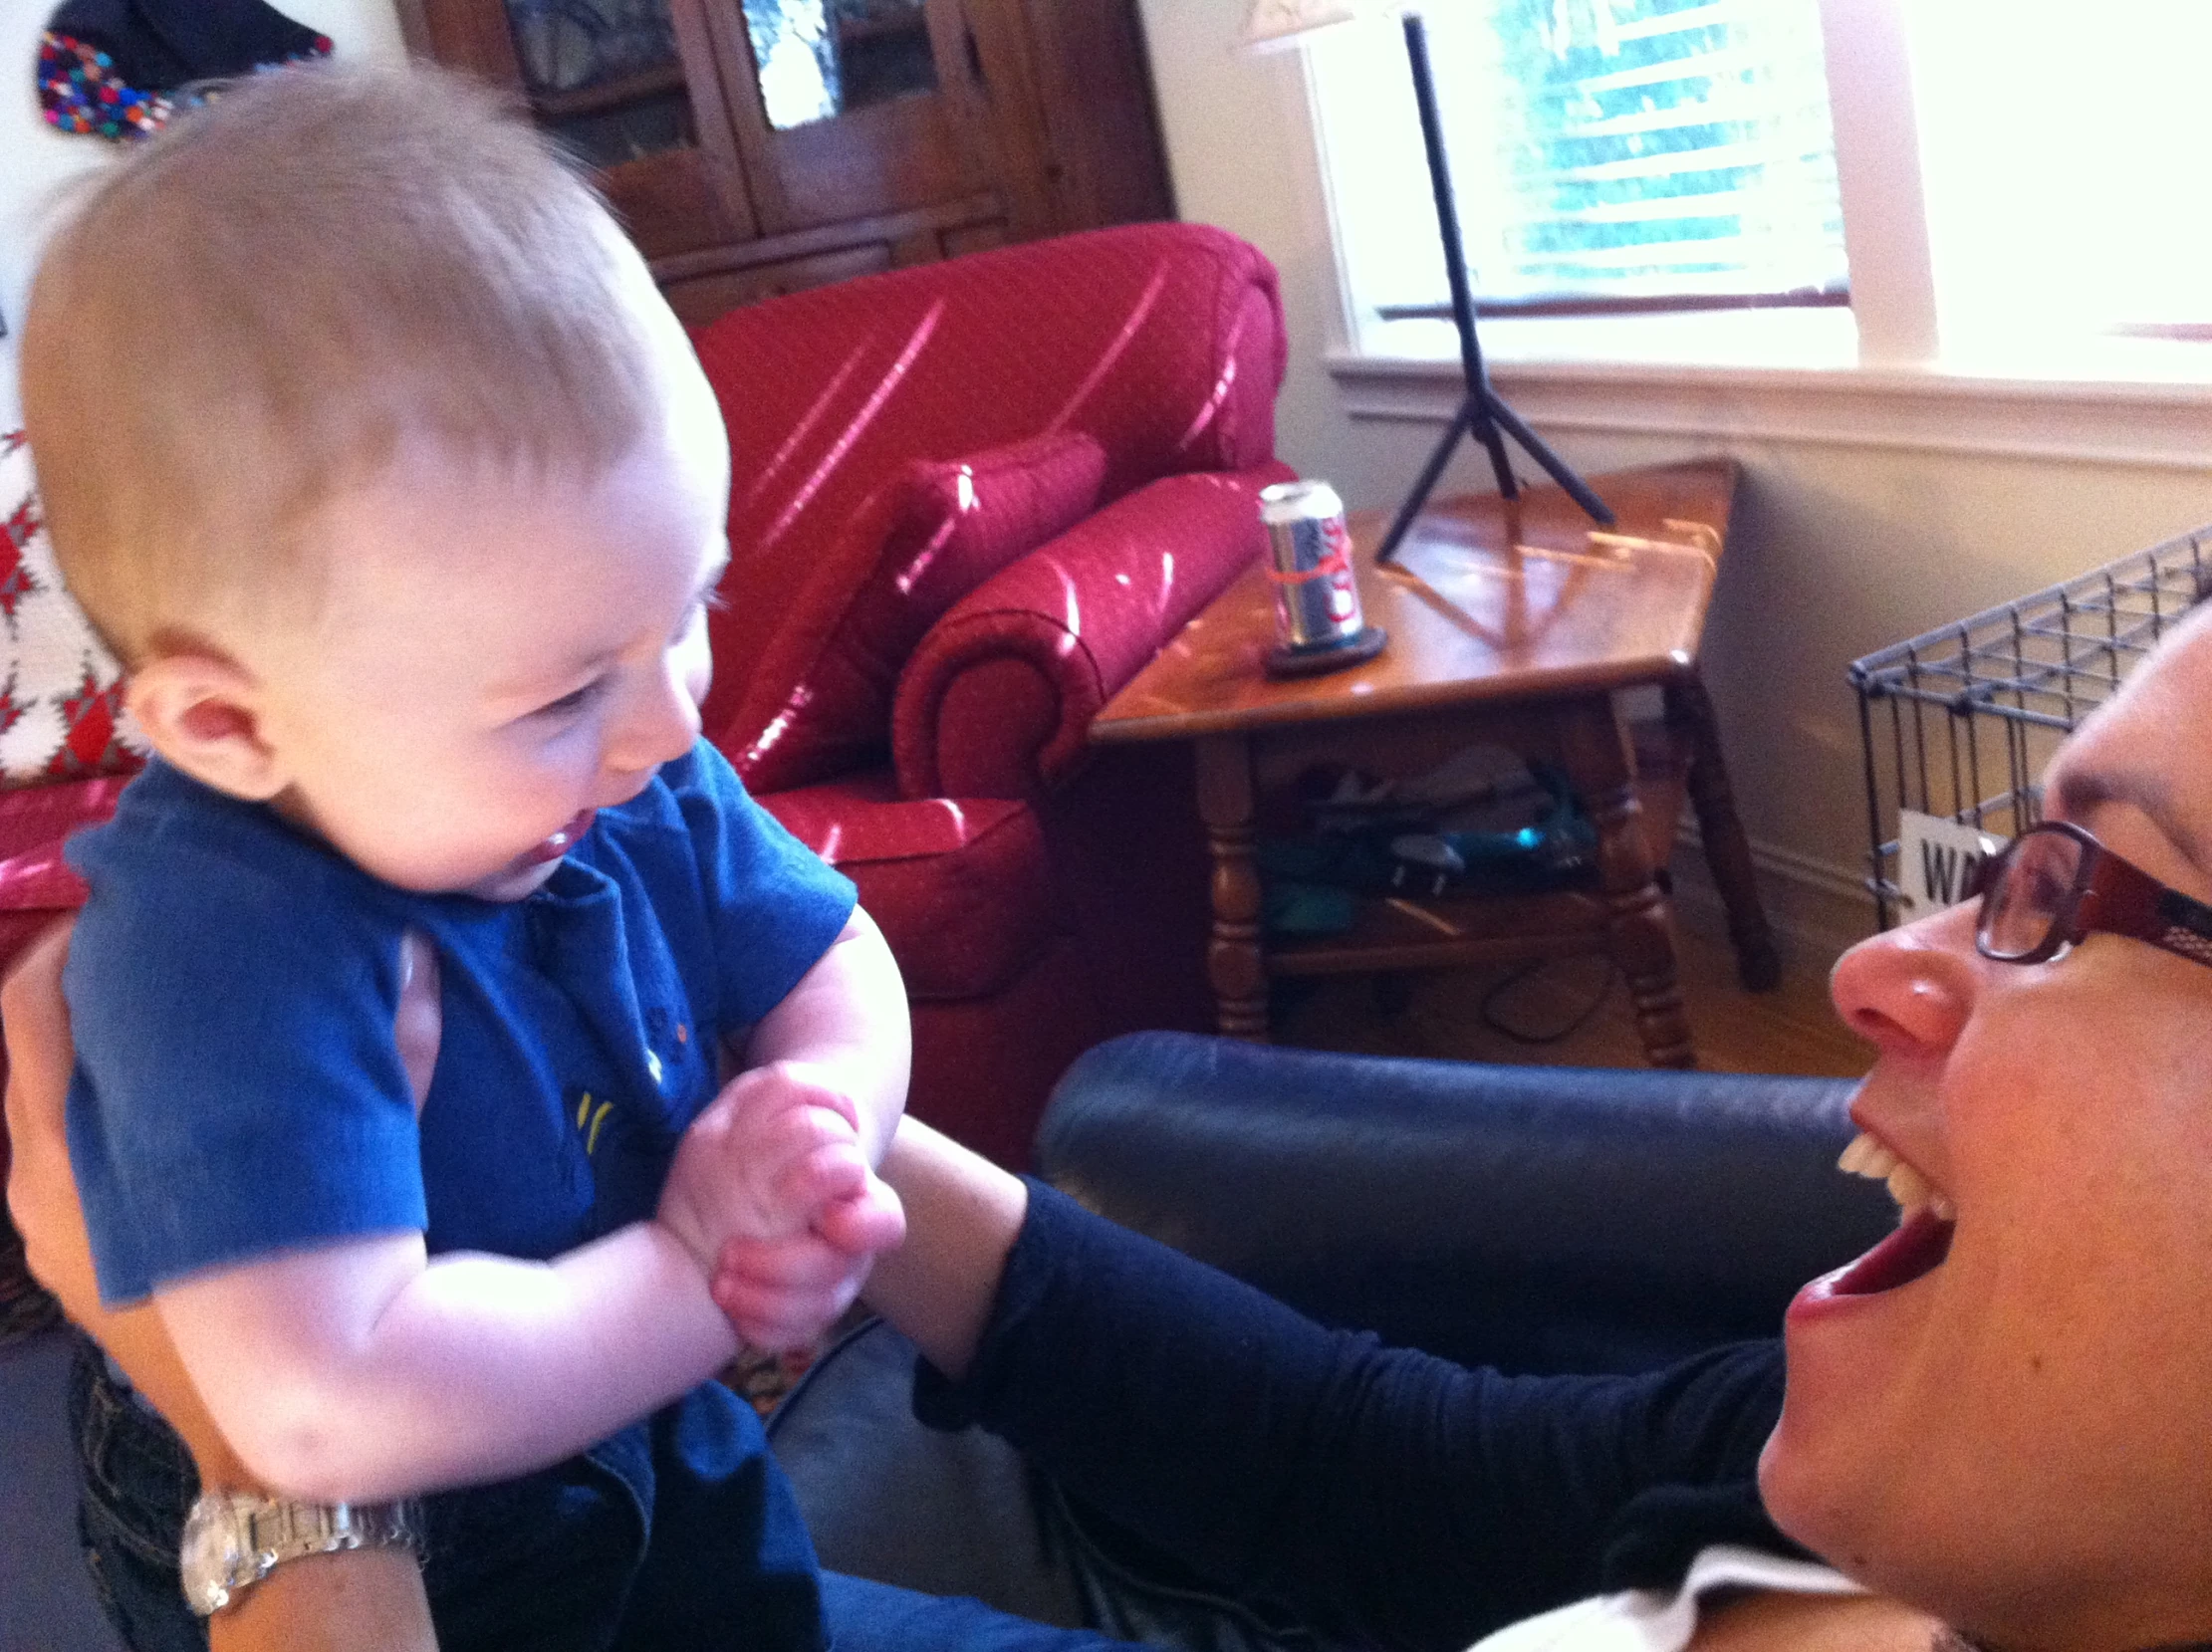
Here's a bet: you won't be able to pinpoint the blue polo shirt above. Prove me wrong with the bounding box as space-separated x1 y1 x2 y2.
62 741 856 1651
66 741 855 1302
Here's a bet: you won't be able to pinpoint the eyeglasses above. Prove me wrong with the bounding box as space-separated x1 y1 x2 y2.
1976 820 2212 970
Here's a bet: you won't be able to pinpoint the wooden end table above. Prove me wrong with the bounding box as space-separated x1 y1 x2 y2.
1089 459 1777 1066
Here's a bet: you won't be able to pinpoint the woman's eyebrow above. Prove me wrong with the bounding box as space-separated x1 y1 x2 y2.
2052 765 2212 879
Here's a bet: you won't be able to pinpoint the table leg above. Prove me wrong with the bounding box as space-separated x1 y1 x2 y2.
1194 732 1269 1040
1663 672 1782 991
1559 694 1695 1067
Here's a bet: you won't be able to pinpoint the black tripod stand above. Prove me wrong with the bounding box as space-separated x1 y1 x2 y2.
1375 12 1614 566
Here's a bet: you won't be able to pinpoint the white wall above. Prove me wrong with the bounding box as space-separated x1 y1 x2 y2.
1135 0 2212 954
0 0 406 427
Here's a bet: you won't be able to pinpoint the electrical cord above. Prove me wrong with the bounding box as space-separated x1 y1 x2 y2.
1477 957 1618 1046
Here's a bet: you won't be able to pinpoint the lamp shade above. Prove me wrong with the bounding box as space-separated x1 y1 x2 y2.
1240 0 1358 51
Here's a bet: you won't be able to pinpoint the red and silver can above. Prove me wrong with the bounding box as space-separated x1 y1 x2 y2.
1259 479 1364 652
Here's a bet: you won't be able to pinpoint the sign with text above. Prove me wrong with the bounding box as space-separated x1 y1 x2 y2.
1896 810 2006 920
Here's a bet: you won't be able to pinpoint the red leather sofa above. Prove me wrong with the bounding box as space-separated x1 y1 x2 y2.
0 221 1292 1184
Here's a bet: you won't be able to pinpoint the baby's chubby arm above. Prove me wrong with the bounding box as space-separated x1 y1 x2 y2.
676 907 911 1345
150 931 774 1505
156 1212 742 1505
153 908 907 1505
742 905 910 1164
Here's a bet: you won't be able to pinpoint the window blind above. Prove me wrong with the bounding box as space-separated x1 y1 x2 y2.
1423 0 1845 313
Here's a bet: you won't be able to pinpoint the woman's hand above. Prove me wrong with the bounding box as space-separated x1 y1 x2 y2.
5 919 248 1478
4 918 441 1650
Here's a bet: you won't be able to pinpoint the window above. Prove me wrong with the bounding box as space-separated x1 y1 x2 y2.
1312 0 2212 378
1908 2 2212 361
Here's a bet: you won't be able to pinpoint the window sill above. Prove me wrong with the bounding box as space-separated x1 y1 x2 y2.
1327 347 2212 473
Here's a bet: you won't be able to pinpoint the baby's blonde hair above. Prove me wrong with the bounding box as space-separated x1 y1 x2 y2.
21 61 661 664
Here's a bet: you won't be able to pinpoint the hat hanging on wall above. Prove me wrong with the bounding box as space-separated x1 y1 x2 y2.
37 0 333 141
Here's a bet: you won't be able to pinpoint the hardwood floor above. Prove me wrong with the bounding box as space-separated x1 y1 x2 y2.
1272 896 1874 1080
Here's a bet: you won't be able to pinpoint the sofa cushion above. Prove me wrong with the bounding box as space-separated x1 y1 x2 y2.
692 223 1288 761
893 465 1289 800
721 431 1106 794
0 433 145 786
0 772 123 1308
0 771 127 865
759 772 1058 1000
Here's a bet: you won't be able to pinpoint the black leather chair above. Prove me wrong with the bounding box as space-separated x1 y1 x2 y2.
1034 1031 1889 1376
766 1032 1890 1638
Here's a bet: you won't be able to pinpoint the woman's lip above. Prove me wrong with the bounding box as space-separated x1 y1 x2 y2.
518 809 596 868
1789 1206 1955 1323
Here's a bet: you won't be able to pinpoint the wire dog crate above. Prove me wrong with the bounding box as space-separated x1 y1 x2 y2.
1850 525 2212 929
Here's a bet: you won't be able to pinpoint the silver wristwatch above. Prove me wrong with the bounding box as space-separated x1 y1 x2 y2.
180 1489 419 1616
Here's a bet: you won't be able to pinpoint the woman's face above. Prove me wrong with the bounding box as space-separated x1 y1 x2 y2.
1760 605 2212 1647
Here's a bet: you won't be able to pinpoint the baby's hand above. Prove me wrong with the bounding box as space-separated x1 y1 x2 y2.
659 1062 904 1349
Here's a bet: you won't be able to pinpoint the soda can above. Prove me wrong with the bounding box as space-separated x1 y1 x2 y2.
1259 479 1365 652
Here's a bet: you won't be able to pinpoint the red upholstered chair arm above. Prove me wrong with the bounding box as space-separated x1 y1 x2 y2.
892 461 1295 800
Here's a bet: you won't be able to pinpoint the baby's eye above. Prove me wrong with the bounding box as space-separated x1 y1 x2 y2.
534 678 607 720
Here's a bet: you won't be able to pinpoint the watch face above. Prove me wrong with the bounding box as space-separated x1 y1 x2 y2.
180 1494 251 1615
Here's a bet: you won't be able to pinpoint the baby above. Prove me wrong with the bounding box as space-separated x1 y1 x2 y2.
23 62 907 1646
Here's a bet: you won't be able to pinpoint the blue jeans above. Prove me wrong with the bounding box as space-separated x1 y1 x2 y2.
69 1336 1145 1652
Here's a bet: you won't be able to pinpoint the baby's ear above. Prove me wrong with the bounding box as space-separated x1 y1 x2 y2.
124 650 287 801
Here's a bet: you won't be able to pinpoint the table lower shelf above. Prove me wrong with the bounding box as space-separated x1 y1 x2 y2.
1259 766 1687 980
1266 887 1615 976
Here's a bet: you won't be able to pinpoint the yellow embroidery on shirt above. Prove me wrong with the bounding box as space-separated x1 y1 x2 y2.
574 1092 614 1155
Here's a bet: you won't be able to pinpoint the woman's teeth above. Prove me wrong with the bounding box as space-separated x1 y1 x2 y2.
1838 1130 1956 1223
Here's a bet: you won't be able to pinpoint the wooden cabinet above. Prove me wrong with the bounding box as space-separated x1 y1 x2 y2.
395 0 1174 324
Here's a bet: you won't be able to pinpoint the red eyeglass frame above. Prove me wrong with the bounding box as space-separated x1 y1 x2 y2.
1975 819 2212 969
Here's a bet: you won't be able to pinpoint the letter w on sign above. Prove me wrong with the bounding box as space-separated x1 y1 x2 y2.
1897 810 2006 921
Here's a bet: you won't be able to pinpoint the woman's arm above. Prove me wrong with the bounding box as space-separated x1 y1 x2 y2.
4 920 439 1650
856 1118 1792 1652
858 1115 1026 1380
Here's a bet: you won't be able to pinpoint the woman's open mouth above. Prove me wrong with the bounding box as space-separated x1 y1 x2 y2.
517 809 597 869
1824 1204 1954 1296
1801 1131 1957 1302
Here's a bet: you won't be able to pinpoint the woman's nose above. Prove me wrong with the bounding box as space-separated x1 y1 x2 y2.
1829 904 1978 1057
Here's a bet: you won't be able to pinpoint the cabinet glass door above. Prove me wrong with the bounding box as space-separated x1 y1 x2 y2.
706 0 1049 239
488 0 758 257
503 0 694 165
741 0 939 131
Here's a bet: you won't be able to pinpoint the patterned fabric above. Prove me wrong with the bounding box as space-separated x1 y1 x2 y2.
36 30 171 137
0 434 145 787
35 0 332 141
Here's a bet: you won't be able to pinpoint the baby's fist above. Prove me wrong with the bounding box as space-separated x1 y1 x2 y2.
658 1062 868 1269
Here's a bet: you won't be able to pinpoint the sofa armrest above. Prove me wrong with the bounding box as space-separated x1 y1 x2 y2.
1035 1031 1889 1376
891 462 1295 801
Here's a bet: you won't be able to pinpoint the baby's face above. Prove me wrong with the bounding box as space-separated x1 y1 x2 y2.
247 390 731 901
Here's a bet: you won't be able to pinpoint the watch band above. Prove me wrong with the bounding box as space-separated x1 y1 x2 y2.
182 1490 419 1616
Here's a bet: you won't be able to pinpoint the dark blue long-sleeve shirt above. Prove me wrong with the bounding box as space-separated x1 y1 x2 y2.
917 1183 1804 1652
